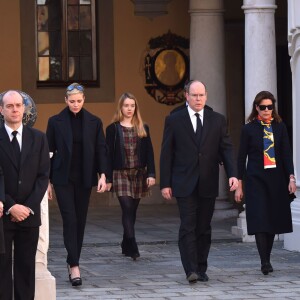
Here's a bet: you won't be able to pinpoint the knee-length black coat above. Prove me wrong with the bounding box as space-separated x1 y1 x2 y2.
237 120 294 235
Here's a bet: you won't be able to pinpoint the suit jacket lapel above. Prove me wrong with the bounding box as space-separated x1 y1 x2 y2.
82 109 91 145
200 109 212 146
0 127 19 169
57 108 72 154
20 126 33 168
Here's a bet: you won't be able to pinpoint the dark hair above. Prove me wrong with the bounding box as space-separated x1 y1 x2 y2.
247 91 282 123
184 80 207 94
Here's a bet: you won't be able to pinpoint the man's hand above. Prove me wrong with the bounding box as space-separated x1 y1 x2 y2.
234 180 243 203
10 204 30 222
161 187 172 200
229 177 239 192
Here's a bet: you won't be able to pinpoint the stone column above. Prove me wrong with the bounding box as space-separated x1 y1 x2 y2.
284 0 300 251
243 0 277 119
35 193 56 298
232 0 278 242
189 0 238 219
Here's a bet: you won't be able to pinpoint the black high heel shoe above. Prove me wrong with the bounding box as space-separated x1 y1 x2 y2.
70 277 82 287
68 265 82 286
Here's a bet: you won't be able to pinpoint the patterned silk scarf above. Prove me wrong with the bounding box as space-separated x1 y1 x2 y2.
257 116 276 169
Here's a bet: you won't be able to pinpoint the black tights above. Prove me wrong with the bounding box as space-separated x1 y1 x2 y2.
118 196 140 238
255 232 275 264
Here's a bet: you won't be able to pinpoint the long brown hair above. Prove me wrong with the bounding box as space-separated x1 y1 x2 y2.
112 92 147 138
247 91 282 123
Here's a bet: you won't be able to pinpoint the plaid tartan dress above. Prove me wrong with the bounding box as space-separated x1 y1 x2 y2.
113 126 150 198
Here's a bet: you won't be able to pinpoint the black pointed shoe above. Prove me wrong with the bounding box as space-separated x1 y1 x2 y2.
197 272 209 282
187 272 198 284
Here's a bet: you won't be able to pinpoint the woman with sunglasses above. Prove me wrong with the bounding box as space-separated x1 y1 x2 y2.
46 83 108 286
106 92 155 260
235 91 296 275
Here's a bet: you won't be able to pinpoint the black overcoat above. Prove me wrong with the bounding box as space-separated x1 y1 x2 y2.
237 120 294 234
46 107 108 188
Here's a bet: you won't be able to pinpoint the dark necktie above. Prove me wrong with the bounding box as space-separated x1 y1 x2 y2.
195 113 202 146
11 131 21 163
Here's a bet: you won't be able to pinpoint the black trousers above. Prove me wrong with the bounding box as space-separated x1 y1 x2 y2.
0 222 39 300
54 182 92 267
176 190 215 275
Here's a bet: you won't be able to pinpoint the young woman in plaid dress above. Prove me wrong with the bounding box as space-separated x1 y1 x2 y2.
106 92 156 260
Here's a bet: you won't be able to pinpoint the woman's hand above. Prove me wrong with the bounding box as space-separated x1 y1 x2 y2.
47 182 53 200
234 180 243 203
106 183 112 191
0 201 3 218
146 177 155 187
97 174 107 193
288 180 297 194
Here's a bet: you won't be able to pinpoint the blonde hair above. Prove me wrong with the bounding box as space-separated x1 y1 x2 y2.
112 92 147 138
65 82 85 98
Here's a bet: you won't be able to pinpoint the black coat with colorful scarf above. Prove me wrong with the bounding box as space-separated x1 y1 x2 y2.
237 120 294 235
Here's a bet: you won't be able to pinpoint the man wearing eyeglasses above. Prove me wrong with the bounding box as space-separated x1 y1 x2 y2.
160 80 238 284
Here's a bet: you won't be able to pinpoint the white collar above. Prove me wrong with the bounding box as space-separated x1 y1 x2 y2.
187 106 204 119
4 123 23 137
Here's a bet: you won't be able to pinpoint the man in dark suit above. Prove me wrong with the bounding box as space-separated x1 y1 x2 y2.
0 90 50 300
0 166 4 254
160 80 238 283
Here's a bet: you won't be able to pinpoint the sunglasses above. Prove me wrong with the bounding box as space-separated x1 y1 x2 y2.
258 104 273 111
66 84 84 92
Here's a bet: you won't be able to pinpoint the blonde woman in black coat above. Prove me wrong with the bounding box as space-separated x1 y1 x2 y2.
106 92 156 260
235 91 296 275
47 83 108 286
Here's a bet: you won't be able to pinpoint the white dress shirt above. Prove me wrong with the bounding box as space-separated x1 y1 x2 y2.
187 106 204 133
4 123 23 150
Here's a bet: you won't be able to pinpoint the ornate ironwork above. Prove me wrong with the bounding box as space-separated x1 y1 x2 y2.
144 31 189 105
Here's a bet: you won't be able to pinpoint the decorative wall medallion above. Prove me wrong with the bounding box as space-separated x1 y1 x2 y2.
144 31 189 105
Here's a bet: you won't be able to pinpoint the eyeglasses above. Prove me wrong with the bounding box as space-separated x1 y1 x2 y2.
66 84 84 92
258 104 273 111
188 93 206 98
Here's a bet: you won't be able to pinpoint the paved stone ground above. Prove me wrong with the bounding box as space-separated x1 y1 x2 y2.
48 202 300 299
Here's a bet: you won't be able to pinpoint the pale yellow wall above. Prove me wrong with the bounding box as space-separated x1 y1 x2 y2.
0 0 190 183
0 0 22 90
111 0 190 182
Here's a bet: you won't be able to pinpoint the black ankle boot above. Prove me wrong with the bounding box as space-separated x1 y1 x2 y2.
127 237 140 260
261 262 269 275
266 262 273 272
121 235 129 255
